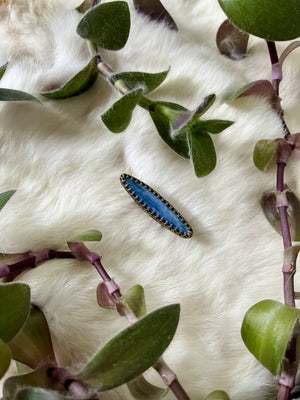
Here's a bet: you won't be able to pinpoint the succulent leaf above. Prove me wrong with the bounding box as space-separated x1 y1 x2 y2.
77 1 131 50
78 304 180 391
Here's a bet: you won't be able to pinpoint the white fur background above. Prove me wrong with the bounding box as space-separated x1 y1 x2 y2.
1 0 300 399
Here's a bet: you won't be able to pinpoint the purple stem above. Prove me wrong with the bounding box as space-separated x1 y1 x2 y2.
266 41 291 138
67 241 190 400
266 41 298 399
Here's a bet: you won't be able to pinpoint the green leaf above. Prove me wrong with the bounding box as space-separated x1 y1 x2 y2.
113 69 169 95
187 125 216 177
241 300 300 375
3 363 60 399
198 119 234 134
217 0 300 41
127 375 168 400
121 285 146 318
77 1 131 50
41 57 98 100
69 229 102 242
205 391 231 400
194 94 216 117
253 139 282 171
261 188 300 241
0 88 40 103
227 80 281 112
8 305 56 369
101 89 143 133
216 19 249 60
0 283 31 343
78 304 180 391
0 190 16 212
0 338 11 379
149 102 190 158
0 62 8 80
133 0 177 30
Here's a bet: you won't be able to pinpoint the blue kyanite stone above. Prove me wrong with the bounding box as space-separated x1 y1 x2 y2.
120 174 193 238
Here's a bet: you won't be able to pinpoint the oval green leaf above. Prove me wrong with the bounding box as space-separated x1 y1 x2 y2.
187 124 216 177
121 285 146 319
0 283 31 342
217 0 300 41
41 57 98 100
0 338 11 379
216 19 249 60
8 305 56 369
149 102 190 158
127 375 168 400
261 188 300 240
69 229 102 242
0 190 16 212
101 89 143 133
133 0 177 30
77 1 131 50
3 363 59 400
0 88 40 103
241 300 300 375
78 304 180 391
113 69 169 95
253 139 282 171
205 390 231 400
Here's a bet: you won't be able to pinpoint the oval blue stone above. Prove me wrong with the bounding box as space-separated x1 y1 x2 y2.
120 174 193 238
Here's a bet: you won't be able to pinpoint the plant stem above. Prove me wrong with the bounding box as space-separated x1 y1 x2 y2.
95 55 152 110
67 241 191 400
266 40 299 400
266 41 291 137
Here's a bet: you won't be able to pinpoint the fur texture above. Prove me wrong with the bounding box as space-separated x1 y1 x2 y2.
1 0 300 398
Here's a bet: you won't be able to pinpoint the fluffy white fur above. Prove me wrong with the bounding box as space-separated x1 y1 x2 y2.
1 0 300 398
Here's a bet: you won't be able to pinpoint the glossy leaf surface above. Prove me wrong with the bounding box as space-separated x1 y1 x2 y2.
205 391 231 400
261 188 300 240
41 57 98 99
79 304 180 391
0 283 30 343
8 305 56 369
241 300 300 375
253 139 282 171
217 0 300 41
0 190 16 212
216 19 249 60
102 89 143 133
149 102 190 158
121 285 146 318
114 69 169 94
0 62 8 80
0 88 40 103
70 229 102 242
187 125 216 177
133 0 177 30
3 363 59 399
127 375 167 400
0 338 11 379
77 1 130 50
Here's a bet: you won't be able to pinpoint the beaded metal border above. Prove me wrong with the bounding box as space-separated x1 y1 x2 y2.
120 174 193 238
